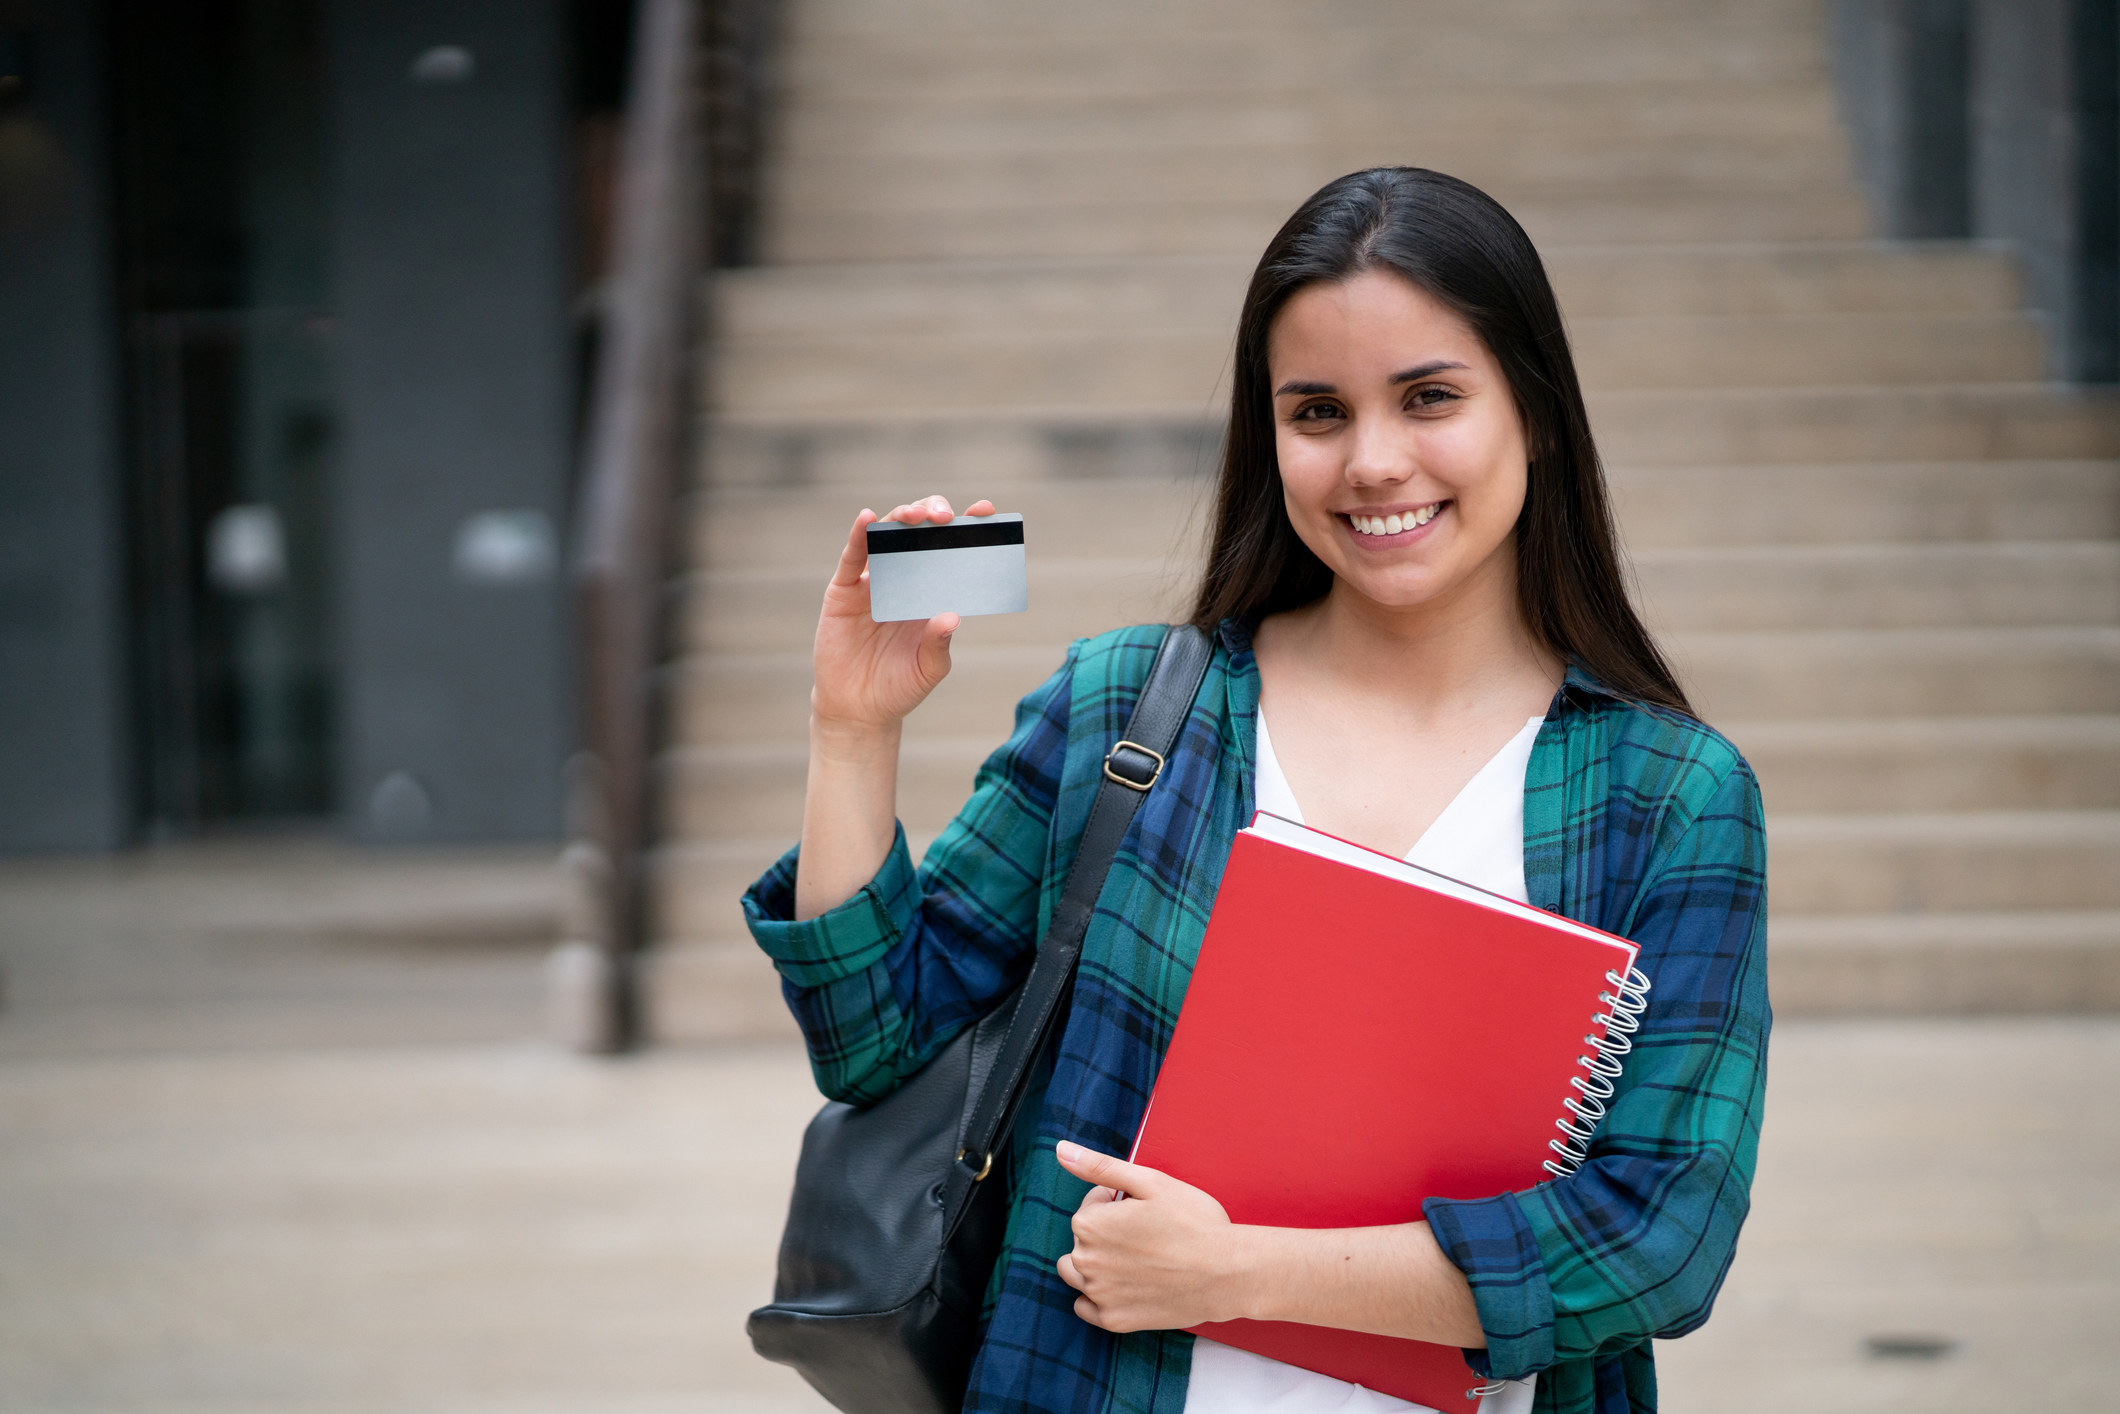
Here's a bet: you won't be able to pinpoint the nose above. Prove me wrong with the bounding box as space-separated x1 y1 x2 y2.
1342 414 1417 489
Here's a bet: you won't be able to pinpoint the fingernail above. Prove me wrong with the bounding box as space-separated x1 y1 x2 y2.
1056 1140 1082 1162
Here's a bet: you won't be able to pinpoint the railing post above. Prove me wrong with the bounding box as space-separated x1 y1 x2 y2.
559 0 708 1053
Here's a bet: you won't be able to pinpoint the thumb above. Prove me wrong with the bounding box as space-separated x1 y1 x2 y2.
916 612 959 685
1056 1140 1162 1197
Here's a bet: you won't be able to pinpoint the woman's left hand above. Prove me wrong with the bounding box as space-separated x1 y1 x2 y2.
1054 1140 1249 1333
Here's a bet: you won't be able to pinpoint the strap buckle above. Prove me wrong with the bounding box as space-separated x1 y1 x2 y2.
955 1148 994 1182
1102 740 1165 792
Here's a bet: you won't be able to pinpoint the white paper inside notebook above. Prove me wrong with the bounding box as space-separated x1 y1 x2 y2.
1245 811 1634 956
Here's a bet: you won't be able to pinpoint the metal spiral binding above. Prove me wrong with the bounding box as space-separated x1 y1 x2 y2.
1542 966 1651 1179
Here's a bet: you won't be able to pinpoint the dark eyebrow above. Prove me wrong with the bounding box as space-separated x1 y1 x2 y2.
1390 360 1470 384
1273 361 1470 398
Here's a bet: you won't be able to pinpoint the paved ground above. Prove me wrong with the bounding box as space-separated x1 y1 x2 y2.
1 843 2114 1412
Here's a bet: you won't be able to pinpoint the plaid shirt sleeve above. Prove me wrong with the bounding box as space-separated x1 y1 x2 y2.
741 645 1081 1105
1424 736 1770 1386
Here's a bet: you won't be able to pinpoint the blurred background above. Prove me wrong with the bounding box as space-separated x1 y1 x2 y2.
1 0 2116 1409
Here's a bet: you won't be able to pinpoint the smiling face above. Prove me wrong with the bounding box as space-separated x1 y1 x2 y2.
1267 267 1531 619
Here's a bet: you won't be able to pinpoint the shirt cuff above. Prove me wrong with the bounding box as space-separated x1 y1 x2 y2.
1423 1189 1556 1381
740 824 919 989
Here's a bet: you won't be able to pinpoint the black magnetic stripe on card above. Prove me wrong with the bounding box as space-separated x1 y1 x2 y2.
865 520 1025 553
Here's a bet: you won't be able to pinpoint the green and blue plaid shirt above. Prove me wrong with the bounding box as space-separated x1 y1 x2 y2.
745 619 1770 1414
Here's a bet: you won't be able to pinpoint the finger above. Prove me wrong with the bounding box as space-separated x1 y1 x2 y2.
965 498 996 517
915 612 959 685
1080 1184 1120 1208
1056 1252 1086 1293
1055 1140 1163 1198
1073 1295 1107 1328
922 494 956 523
830 509 878 589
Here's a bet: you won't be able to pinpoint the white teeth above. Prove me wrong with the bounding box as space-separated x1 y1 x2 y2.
1349 506 1441 535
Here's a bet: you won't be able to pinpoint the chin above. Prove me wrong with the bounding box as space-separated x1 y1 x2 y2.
1333 567 1451 611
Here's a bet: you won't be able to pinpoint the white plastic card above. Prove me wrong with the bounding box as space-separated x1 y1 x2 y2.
866 513 1028 622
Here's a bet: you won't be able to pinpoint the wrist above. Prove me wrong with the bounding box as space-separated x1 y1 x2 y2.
1213 1225 1280 1324
809 712 902 759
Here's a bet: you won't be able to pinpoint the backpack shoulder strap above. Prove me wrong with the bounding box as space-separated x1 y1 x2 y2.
942 624 1214 1222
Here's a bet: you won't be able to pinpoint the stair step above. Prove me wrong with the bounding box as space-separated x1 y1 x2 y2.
639 860 2120 1037
642 815 2120 941
1591 384 2120 465
699 415 1216 488
661 741 986 842
686 481 1209 571
701 385 2120 481
1768 910 2120 1013
642 939 800 1043
685 451 2120 556
679 556 1192 655
1552 243 2023 319
778 7 1835 109
659 715 2120 845
647 832 942 948
648 837 791 947
715 311 2045 420
1735 716 2120 812
713 257 1249 341
767 137 1853 214
667 630 2120 750
1635 542 2120 631
1673 627 2120 720
667 647 1062 749
642 907 2120 1039
1611 460 2120 548
1576 313 2045 389
1769 810 2120 913
764 185 1871 265
776 79 1850 140
714 248 2022 350
674 539 2117 659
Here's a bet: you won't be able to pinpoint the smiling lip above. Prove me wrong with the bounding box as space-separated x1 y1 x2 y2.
1340 502 1448 546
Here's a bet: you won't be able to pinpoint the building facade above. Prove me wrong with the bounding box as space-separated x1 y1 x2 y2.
0 0 629 849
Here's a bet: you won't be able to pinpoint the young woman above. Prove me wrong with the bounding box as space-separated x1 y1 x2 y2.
745 168 1769 1414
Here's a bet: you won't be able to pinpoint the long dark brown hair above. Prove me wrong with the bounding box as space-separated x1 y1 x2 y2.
1189 167 1692 716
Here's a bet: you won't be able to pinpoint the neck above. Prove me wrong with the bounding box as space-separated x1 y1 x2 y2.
1277 542 1562 720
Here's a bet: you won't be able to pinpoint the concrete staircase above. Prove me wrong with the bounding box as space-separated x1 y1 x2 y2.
646 0 2120 1041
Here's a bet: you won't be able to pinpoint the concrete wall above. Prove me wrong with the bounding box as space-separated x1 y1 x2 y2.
0 3 128 850
1834 0 2120 380
1978 0 2120 381
325 0 573 841
1832 0 1973 238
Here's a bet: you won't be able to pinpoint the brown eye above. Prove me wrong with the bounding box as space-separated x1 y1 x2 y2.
1408 386 1460 410
1292 401 1345 423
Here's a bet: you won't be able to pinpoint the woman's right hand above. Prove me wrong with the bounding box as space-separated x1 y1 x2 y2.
812 494 996 733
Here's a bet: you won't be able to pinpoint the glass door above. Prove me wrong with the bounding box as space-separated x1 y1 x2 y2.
110 0 336 831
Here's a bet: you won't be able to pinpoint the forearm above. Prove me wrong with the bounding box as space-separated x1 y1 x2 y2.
794 716 902 920
1224 1220 1485 1349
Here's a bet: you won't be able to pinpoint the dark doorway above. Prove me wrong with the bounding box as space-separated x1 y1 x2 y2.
108 0 337 831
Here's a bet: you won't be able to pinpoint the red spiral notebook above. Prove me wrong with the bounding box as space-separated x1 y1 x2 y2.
1128 812 1643 1413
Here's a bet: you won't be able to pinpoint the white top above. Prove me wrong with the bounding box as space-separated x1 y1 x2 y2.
1181 710 1546 1414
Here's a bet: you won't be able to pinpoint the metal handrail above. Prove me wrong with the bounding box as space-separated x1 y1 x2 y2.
567 0 708 1052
